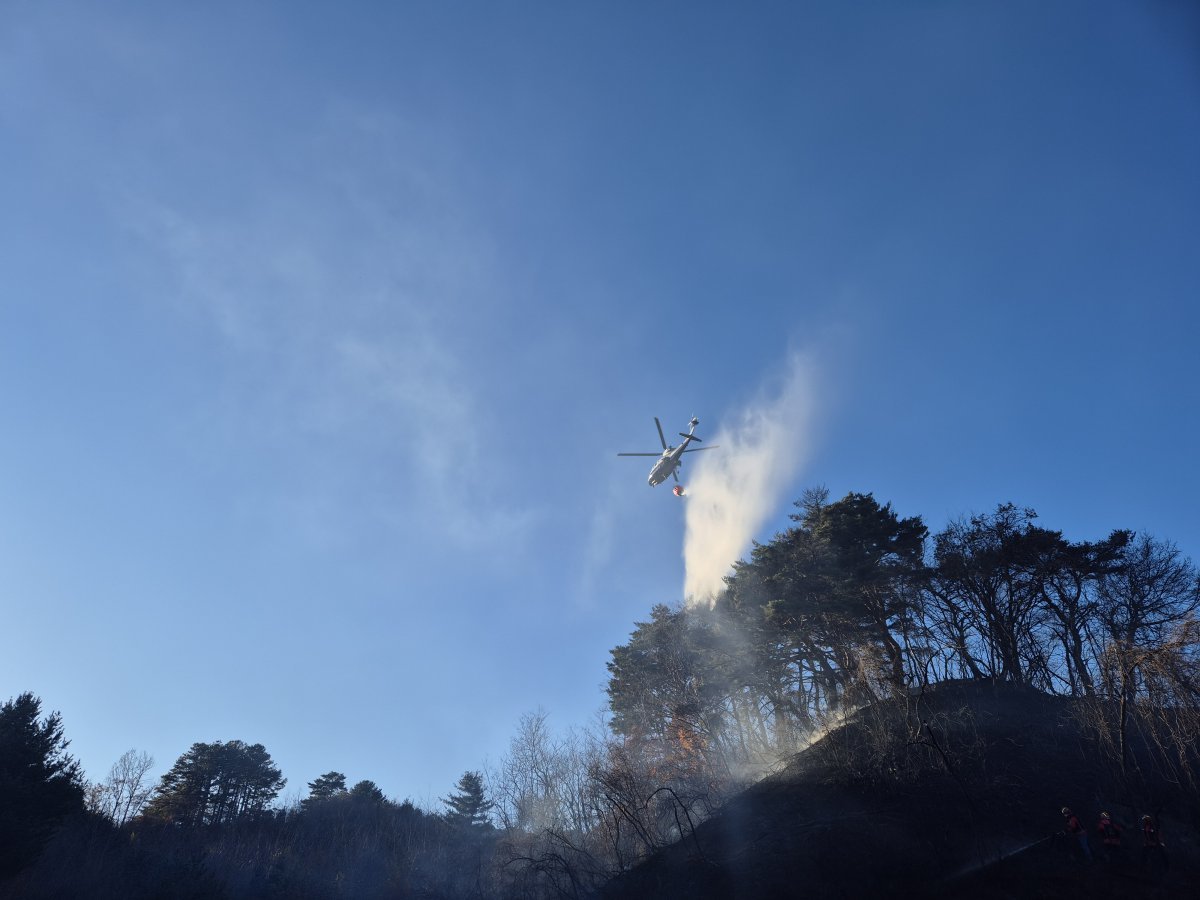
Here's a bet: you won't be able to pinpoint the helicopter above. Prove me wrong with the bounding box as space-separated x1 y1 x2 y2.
617 417 717 496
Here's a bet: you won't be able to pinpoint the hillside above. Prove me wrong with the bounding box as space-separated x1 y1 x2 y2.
599 680 1199 899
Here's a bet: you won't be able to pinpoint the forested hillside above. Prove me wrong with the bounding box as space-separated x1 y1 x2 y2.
606 491 1200 802
4 490 1198 897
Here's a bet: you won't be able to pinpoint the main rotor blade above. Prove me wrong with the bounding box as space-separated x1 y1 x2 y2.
654 417 667 450
681 446 718 453
617 452 661 456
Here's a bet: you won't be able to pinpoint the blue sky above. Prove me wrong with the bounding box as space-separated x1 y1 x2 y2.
2 1 1197 805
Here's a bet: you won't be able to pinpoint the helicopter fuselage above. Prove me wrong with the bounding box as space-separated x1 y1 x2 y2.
648 442 691 486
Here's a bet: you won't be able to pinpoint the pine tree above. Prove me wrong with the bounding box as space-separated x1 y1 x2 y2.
441 771 494 829
0 693 84 877
301 771 347 810
349 779 385 804
143 739 285 825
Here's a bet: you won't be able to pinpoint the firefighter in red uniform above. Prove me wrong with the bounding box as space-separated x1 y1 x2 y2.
1062 807 1091 861
1096 811 1122 864
1141 815 1168 872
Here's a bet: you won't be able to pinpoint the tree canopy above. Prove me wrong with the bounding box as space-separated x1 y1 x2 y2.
302 770 347 810
0 693 84 877
604 491 1200 801
142 739 285 826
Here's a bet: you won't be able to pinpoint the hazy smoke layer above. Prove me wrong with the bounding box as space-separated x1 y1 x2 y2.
683 353 820 604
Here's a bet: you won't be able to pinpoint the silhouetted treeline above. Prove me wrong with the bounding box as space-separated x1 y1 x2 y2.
2 756 499 898
4 489 1198 898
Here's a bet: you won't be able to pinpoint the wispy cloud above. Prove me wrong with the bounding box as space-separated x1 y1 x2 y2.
114 104 537 559
328 331 539 551
682 351 823 603
571 470 634 610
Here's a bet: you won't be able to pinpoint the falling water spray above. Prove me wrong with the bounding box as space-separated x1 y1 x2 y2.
682 352 821 605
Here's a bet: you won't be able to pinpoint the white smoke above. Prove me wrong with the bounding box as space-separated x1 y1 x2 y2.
682 352 821 605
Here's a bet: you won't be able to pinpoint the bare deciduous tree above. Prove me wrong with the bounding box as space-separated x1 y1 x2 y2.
89 748 155 826
1096 534 1200 650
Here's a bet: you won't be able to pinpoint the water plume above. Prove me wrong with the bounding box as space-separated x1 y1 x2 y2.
682 352 821 605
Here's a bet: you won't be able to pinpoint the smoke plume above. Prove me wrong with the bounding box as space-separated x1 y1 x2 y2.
682 352 820 604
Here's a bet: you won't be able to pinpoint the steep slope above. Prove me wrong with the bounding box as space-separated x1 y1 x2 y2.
599 681 1198 898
